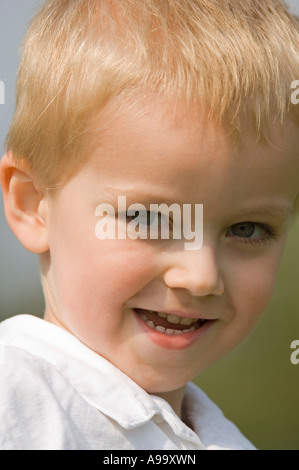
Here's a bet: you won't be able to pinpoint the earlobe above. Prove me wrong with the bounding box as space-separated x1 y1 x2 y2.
0 153 49 253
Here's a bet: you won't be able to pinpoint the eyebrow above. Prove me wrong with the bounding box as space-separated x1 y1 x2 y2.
235 205 293 223
100 188 293 222
100 187 183 207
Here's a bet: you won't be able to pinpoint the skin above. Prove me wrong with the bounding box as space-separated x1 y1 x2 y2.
1 93 299 419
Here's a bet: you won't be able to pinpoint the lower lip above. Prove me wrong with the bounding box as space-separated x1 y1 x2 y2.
133 309 215 350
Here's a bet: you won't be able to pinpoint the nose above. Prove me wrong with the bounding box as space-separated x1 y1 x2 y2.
163 245 224 297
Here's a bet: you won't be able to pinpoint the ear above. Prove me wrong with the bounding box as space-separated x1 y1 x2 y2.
0 153 49 253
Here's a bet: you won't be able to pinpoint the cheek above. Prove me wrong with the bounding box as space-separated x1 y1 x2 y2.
51 235 158 317
228 247 285 333
51 240 160 349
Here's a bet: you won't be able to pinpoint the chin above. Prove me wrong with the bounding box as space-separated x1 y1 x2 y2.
125 364 193 395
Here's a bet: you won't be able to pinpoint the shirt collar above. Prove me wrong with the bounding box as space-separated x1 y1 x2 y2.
0 314 202 445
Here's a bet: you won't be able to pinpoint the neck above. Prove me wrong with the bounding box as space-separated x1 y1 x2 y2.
153 386 186 420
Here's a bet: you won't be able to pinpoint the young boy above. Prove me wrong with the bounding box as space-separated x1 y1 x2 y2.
0 0 298 450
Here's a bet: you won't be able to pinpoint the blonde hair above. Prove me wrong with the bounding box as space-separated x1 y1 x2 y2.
5 0 299 188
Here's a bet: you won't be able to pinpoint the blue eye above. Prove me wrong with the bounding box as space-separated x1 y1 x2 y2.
230 222 256 238
226 222 277 245
123 210 173 239
127 210 162 226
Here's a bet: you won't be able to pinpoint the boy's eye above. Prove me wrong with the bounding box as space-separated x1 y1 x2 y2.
128 210 161 226
228 222 258 238
126 210 170 228
123 209 173 239
226 222 276 244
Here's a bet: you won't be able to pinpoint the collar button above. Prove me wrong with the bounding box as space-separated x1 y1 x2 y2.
152 414 164 424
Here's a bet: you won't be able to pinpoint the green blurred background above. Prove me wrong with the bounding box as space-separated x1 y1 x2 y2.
195 221 299 450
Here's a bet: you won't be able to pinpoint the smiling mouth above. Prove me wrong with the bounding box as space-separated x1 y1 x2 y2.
134 308 207 335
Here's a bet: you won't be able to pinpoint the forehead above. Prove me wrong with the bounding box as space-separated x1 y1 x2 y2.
83 93 299 209
85 92 231 174
87 91 299 154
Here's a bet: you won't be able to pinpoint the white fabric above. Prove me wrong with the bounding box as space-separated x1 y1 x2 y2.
0 314 256 450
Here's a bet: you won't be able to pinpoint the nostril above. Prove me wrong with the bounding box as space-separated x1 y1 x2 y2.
163 267 224 297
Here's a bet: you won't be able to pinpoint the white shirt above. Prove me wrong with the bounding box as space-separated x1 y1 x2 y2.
0 314 256 450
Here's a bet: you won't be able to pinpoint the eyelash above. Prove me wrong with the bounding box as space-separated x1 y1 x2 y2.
125 211 169 224
123 211 278 246
124 211 172 236
226 222 278 246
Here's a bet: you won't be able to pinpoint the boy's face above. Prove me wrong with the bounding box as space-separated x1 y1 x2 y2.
43 94 299 402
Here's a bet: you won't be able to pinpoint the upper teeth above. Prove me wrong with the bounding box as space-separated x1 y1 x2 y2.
156 311 198 325
137 309 203 336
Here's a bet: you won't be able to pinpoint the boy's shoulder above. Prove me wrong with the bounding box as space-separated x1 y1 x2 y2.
0 342 102 450
184 382 256 450
0 316 128 450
